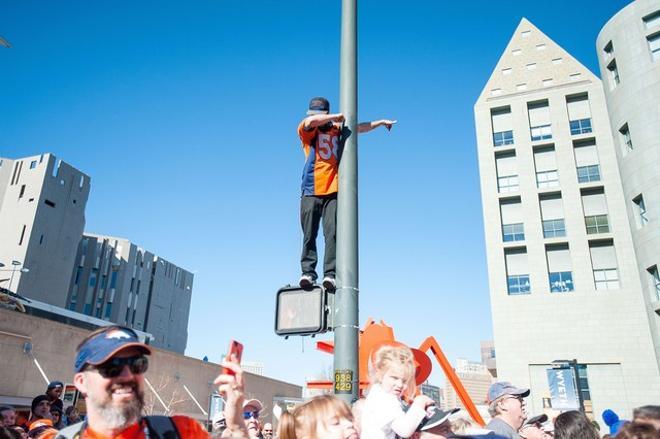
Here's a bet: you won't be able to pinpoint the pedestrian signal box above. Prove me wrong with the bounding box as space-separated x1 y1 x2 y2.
274 285 333 336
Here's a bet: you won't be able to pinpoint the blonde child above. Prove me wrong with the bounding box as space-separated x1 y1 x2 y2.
278 395 358 439
361 344 435 439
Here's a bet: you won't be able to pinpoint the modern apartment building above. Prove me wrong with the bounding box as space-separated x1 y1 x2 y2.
474 16 660 422
597 0 660 365
66 233 193 353
0 154 89 307
480 340 497 377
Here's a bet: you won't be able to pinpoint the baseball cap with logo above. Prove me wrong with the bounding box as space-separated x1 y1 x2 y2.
487 381 530 403
74 326 151 373
307 97 330 115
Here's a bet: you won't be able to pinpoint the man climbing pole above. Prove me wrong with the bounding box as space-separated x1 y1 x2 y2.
297 96 396 290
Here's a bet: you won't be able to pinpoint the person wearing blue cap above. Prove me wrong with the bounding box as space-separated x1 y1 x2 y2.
485 382 546 439
297 96 396 290
57 325 251 439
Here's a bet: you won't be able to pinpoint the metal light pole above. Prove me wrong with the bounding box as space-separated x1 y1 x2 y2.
334 0 359 403
9 260 22 292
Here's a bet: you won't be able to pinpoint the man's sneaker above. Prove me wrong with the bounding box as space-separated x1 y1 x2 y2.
322 276 336 290
299 275 314 288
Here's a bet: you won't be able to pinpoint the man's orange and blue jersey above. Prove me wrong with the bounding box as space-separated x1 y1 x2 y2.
298 121 341 196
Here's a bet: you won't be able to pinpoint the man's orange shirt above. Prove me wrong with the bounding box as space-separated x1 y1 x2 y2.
44 416 209 439
298 121 341 196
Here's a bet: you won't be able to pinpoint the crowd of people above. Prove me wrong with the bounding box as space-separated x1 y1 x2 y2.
0 326 657 439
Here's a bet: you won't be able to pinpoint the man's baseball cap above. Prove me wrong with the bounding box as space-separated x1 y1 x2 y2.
417 407 460 432
307 97 330 115
243 399 264 412
74 326 151 373
47 380 63 390
487 381 530 403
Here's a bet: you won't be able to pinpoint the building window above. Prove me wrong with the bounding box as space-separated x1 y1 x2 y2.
30 160 37 169
528 101 552 141
590 241 619 290
648 266 660 301
502 68 512 75
512 49 522 56
569 73 582 81
552 58 563 65
534 147 559 188
603 40 614 56
536 43 546 51
19 185 26 199
496 153 518 193
491 107 514 147
643 10 660 30
647 33 660 61
505 248 531 295
516 83 527 91
44 199 56 208
104 303 113 319
582 189 609 234
547 245 574 292
19 225 26 245
540 194 566 238
577 165 601 183
574 139 600 183
607 60 620 88
543 219 566 238
502 223 525 242
542 78 553 87
619 123 633 153
566 94 592 135
526 63 537 70
633 195 649 227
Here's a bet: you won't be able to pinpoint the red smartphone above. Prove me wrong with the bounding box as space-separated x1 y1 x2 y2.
222 340 243 376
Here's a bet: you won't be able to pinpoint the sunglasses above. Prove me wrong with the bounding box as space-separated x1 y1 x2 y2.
243 411 260 420
88 355 149 378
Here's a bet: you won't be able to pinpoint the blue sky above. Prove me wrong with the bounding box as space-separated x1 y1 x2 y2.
1 0 631 387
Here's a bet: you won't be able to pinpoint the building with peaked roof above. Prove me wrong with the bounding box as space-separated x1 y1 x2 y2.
474 17 660 423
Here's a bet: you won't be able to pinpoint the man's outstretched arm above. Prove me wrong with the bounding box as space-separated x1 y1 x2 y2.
358 119 397 133
303 113 345 130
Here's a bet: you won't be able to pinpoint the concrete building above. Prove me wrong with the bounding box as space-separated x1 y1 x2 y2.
597 0 660 365
0 307 301 425
0 154 89 308
480 340 497 377
66 233 193 353
474 17 660 422
443 359 493 411
420 382 443 407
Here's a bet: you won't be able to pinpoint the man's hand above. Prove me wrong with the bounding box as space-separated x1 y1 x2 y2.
379 119 397 131
214 354 249 438
520 425 549 439
357 119 397 133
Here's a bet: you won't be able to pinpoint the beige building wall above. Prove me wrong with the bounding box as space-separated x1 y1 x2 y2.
443 359 493 411
597 0 660 365
474 18 660 425
0 154 89 308
0 308 301 424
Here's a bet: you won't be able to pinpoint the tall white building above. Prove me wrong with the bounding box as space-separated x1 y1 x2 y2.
0 154 89 307
597 0 660 366
66 233 194 353
474 17 660 422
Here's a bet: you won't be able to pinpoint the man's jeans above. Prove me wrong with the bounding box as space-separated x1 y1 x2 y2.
300 194 336 280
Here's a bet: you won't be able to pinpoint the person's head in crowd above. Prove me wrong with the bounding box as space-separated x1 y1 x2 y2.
633 405 660 430
417 408 460 438
242 399 263 438
0 427 23 439
63 406 80 426
72 325 151 435
614 422 659 439
48 407 62 430
261 422 273 438
368 344 417 401
553 410 599 439
8 427 26 439
604 408 630 436
27 419 56 439
29 396 50 422
45 382 63 404
279 395 358 439
486 381 530 431
0 407 16 428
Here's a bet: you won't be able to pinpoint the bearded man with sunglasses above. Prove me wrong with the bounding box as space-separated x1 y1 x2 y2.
55 325 250 439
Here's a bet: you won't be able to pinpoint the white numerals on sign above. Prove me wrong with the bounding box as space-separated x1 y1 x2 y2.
317 134 339 160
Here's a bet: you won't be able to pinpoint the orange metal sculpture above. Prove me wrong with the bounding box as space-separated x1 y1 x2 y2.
307 318 486 426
